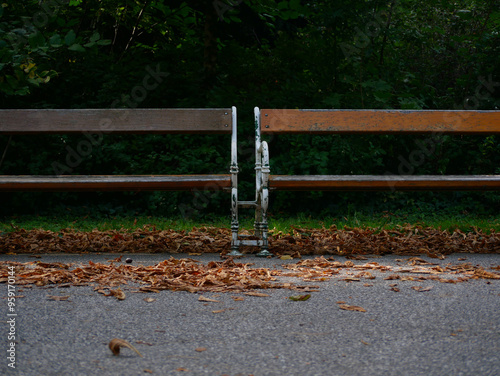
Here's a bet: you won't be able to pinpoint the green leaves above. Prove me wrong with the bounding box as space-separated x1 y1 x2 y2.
288 294 311 301
64 30 76 46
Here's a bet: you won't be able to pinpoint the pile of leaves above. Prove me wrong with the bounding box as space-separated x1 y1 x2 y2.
270 225 500 257
0 227 229 255
0 256 498 298
1 225 499 256
0 257 291 294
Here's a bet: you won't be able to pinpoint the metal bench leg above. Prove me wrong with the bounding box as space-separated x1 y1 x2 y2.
255 113 272 257
256 186 272 257
228 106 243 257
229 188 242 256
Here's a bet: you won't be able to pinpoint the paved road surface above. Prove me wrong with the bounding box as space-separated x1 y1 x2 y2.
1 253 499 376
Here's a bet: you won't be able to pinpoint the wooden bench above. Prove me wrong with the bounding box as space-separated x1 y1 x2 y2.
252 107 500 257
0 107 246 254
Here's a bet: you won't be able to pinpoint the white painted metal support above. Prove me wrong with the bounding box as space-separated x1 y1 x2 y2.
238 201 257 208
254 107 272 257
228 107 272 257
228 106 243 257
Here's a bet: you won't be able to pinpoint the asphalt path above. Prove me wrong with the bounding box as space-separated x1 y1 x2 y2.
1 253 499 376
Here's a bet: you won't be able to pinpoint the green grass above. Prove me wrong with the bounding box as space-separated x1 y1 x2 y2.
2 211 500 234
266 212 500 234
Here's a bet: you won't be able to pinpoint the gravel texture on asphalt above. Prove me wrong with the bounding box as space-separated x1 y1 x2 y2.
1 253 499 376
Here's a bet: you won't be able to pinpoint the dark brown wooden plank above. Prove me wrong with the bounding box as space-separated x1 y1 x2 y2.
261 109 500 134
0 109 232 134
269 175 500 191
0 175 231 191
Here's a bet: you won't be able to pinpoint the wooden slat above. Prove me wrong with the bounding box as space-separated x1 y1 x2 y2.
261 109 500 134
269 175 500 191
0 175 231 191
0 109 232 134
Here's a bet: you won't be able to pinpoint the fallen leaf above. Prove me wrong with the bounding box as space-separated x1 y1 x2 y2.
195 347 207 352
473 268 500 279
243 292 269 297
288 294 311 301
280 255 292 260
198 296 220 303
143 297 156 303
385 274 400 280
108 338 143 357
143 370 153 374
339 304 366 312
341 277 361 282
411 286 433 292
232 296 245 301
176 368 189 371
107 288 126 300
47 295 70 301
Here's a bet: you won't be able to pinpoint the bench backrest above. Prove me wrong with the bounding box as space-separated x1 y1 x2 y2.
259 109 500 134
0 108 233 134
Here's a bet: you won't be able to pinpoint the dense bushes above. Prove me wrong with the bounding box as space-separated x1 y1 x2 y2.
1 0 499 218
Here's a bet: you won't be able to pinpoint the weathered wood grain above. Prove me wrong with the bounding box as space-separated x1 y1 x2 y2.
261 109 500 134
269 175 500 191
0 109 232 134
0 175 231 191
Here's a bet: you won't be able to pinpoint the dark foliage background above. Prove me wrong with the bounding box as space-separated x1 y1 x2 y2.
1 0 499 219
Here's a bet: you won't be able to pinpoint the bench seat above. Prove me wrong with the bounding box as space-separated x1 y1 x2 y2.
0 175 231 191
269 175 500 191
249 107 500 257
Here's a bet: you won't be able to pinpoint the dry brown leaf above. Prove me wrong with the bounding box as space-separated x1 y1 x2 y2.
195 347 207 352
411 286 433 292
341 277 361 282
108 338 143 357
243 292 270 297
232 296 245 301
384 274 400 280
408 257 434 266
339 304 366 312
198 296 220 303
47 295 70 301
143 297 156 303
473 268 500 279
107 288 126 300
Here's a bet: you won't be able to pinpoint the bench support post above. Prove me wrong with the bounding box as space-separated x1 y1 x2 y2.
254 107 272 257
227 106 244 257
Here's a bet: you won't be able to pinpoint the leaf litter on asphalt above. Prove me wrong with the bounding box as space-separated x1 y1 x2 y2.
1 256 498 299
